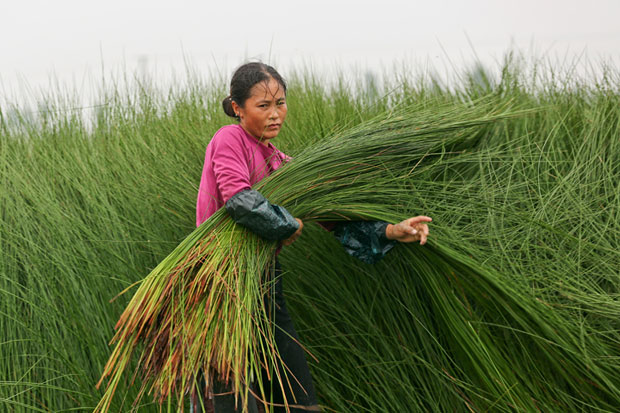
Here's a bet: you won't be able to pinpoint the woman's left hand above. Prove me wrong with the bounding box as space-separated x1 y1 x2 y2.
386 216 432 245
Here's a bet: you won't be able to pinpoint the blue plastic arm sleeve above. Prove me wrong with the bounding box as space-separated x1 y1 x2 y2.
333 221 396 264
225 189 300 242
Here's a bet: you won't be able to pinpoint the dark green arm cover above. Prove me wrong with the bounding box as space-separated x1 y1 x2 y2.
225 189 300 241
333 221 396 264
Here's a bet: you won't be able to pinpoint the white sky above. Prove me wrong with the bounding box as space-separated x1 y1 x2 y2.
1 0 619 103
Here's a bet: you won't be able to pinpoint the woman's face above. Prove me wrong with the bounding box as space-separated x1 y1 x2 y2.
233 77 287 145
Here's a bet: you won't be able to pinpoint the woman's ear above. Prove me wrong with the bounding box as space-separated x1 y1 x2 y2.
231 101 241 118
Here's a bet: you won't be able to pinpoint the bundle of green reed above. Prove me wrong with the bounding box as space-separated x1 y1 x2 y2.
95 98 525 412
279 104 620 411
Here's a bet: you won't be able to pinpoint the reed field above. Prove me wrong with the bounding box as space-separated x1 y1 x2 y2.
1 58 619 412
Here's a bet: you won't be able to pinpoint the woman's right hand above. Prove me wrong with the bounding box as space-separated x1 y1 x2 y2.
386 216 432 245
282 218 303 246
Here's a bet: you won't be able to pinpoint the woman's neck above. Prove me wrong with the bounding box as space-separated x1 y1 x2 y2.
238 124 270 147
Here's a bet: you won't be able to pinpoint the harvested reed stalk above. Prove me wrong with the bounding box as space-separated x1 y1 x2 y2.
95 98 525 412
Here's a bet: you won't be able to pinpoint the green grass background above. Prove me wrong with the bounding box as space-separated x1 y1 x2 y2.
1 58 619 412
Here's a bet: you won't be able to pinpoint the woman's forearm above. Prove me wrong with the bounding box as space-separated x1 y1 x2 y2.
225 189 300 241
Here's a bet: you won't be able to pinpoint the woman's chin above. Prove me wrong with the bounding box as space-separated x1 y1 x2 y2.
261 131 280 141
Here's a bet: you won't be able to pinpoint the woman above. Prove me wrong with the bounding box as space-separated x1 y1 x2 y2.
193 62 432 413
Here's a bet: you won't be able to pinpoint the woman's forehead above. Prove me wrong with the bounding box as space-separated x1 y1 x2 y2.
249 78 285 100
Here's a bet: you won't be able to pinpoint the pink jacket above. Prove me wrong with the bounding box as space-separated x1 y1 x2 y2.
196 124 289 227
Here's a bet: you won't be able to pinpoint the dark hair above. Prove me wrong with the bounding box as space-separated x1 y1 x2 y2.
222 62 287 119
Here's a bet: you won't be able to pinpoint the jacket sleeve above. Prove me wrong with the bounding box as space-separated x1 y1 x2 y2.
332 221 396 264
225 189 299 242
210 133 253 204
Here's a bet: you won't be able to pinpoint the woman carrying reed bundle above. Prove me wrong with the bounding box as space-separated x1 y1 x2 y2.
192 62 432 413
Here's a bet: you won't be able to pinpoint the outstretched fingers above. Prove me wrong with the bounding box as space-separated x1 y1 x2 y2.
406 216 432 245
407 216 432 225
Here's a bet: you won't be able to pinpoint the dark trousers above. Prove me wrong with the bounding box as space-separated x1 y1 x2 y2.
191 261 318 413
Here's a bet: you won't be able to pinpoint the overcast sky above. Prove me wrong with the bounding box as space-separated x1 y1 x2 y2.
1 0 619 102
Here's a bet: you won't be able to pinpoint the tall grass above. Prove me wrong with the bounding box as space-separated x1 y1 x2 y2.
1 59 619 412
